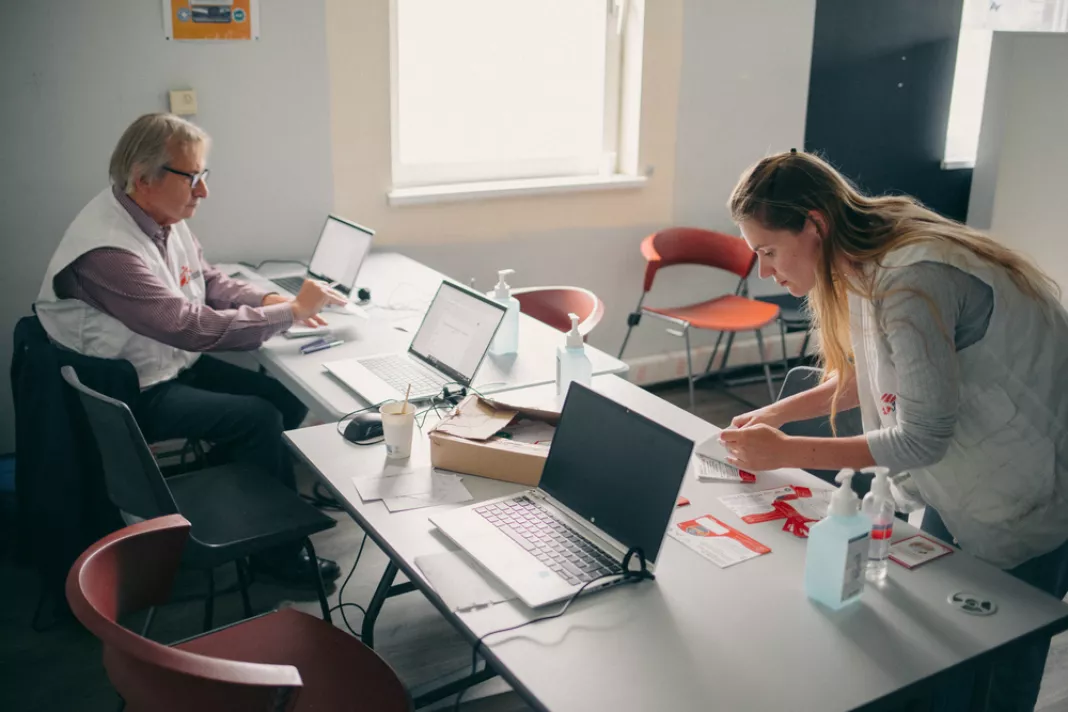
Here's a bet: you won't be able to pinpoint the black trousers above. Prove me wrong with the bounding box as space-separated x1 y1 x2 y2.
133 356 308 489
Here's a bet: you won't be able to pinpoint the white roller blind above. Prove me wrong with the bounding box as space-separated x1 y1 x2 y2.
392 0 615 187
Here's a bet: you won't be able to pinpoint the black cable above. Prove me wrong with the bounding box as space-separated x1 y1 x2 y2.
453 548 654 709
330 531 369 638
335 401 388 437
301 481 345 511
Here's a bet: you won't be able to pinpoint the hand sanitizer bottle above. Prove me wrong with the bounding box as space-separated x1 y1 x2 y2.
861 466 894 582
804 469 872 609
488 269 519 356
556 313 592 396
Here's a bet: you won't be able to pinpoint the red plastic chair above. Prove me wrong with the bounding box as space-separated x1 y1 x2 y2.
617 227 781 409
511 286 605 340
66 515 412 712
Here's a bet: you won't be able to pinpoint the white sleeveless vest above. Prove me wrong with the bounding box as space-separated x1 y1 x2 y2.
36 189 206 389
850 240 1068 569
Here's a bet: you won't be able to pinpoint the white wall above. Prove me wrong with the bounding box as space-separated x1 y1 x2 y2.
969 32 1068 300
0 0 816 450
0 0 333 452
326 0 815 369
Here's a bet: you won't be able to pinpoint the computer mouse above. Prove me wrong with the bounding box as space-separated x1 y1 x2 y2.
343 412 384 444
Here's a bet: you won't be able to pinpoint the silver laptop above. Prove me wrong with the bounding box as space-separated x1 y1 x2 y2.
269 215 374 303
323 281 507 404
431 383 695 608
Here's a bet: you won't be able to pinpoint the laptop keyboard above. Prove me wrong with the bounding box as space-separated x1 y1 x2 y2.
361 354 447 398
475 496 622 586
271 275 306 295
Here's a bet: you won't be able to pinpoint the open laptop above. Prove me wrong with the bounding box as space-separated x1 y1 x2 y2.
269 215 374 301
323 281 506 404
431 383 695 608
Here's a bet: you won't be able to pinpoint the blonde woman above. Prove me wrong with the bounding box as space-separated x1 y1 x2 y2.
720 149 1068 712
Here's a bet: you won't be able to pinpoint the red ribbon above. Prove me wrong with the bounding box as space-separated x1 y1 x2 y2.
772 499 818 538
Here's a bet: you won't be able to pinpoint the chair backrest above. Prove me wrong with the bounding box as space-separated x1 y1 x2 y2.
60 366 179 522
778 366 868 493
511 286 605 338
640 228 757 293
66 515 303 712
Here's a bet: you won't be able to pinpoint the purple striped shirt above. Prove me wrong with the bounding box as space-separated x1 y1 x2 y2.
51 187 293 351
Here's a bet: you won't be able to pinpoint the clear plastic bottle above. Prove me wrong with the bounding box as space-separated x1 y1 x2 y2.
488 269 519 355
556 313 592 397
804 469 872 609
860 466 895 582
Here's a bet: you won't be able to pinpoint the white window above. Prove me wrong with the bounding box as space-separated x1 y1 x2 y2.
944 0 1068 168
389 0 642 194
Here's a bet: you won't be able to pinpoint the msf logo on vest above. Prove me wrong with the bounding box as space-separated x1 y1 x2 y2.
179 265 202 288
880 393 897 416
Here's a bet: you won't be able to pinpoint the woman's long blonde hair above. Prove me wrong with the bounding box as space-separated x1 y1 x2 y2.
728 150 1058 427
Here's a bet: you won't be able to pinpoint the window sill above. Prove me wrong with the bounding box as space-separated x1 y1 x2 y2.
941 159 976 170
387 174 648 207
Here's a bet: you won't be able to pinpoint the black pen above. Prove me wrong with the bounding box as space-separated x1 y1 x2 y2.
301 339 344 355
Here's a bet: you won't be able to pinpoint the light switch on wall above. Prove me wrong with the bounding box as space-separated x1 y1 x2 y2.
169 89 198 116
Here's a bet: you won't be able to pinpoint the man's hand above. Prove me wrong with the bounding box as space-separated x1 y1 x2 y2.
719 424 795 472
290 279 347 326
263 291 323 327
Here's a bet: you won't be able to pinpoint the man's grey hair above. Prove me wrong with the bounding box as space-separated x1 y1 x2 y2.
108 113 210 193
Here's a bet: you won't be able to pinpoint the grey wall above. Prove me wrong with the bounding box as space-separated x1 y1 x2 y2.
672 0 815 307
0 0 333 452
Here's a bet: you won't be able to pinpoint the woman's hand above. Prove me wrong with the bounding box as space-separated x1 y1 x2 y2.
719 424 795 472
730 403 787 430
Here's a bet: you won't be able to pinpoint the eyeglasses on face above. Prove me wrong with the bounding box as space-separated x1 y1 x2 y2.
161 165 210 189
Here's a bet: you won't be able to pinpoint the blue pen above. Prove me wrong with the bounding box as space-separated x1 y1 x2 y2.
301 339 344 355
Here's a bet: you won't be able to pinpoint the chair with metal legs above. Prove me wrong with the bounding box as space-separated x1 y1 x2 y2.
618 227 781 410
61 365 336 631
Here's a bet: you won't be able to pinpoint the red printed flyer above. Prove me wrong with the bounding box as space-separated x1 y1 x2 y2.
667 514 771 568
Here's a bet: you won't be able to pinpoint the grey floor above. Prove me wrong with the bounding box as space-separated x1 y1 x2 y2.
2 380 1066 711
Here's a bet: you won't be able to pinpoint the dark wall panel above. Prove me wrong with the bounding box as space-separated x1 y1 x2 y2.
805 0 972 221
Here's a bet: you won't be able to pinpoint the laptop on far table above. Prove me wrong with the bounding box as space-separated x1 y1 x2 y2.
323 280 507 404
268 215 374 311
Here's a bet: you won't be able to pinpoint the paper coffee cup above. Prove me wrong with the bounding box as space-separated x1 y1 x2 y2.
380 401 415 459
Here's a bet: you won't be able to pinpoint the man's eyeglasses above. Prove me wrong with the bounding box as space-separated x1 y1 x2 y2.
162 166 210 189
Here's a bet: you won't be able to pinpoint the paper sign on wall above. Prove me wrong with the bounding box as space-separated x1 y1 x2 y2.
163 0 260 41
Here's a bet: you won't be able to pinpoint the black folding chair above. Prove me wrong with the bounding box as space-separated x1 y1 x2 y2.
61 365 336 631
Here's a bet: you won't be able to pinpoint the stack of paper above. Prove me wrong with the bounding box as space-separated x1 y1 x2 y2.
351 466 472 512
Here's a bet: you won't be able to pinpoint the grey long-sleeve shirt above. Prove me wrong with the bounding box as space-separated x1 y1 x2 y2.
864 261 995 472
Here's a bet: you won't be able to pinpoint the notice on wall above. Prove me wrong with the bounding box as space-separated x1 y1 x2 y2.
163 0 261 41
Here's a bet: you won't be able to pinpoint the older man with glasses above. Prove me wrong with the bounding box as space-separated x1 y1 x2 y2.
34 113 344 585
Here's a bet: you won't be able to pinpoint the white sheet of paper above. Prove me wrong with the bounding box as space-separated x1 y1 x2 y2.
718 486 795 519
352 467 441 502
383 473 472 512
693 453 748 482
786 490 834 520
415 550 515 612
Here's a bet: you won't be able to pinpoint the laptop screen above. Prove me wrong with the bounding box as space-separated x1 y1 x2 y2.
539 384 695 565
307 216 374 292
409 282 507 384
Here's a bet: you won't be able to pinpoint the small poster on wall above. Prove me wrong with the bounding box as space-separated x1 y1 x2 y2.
163 0 261 41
